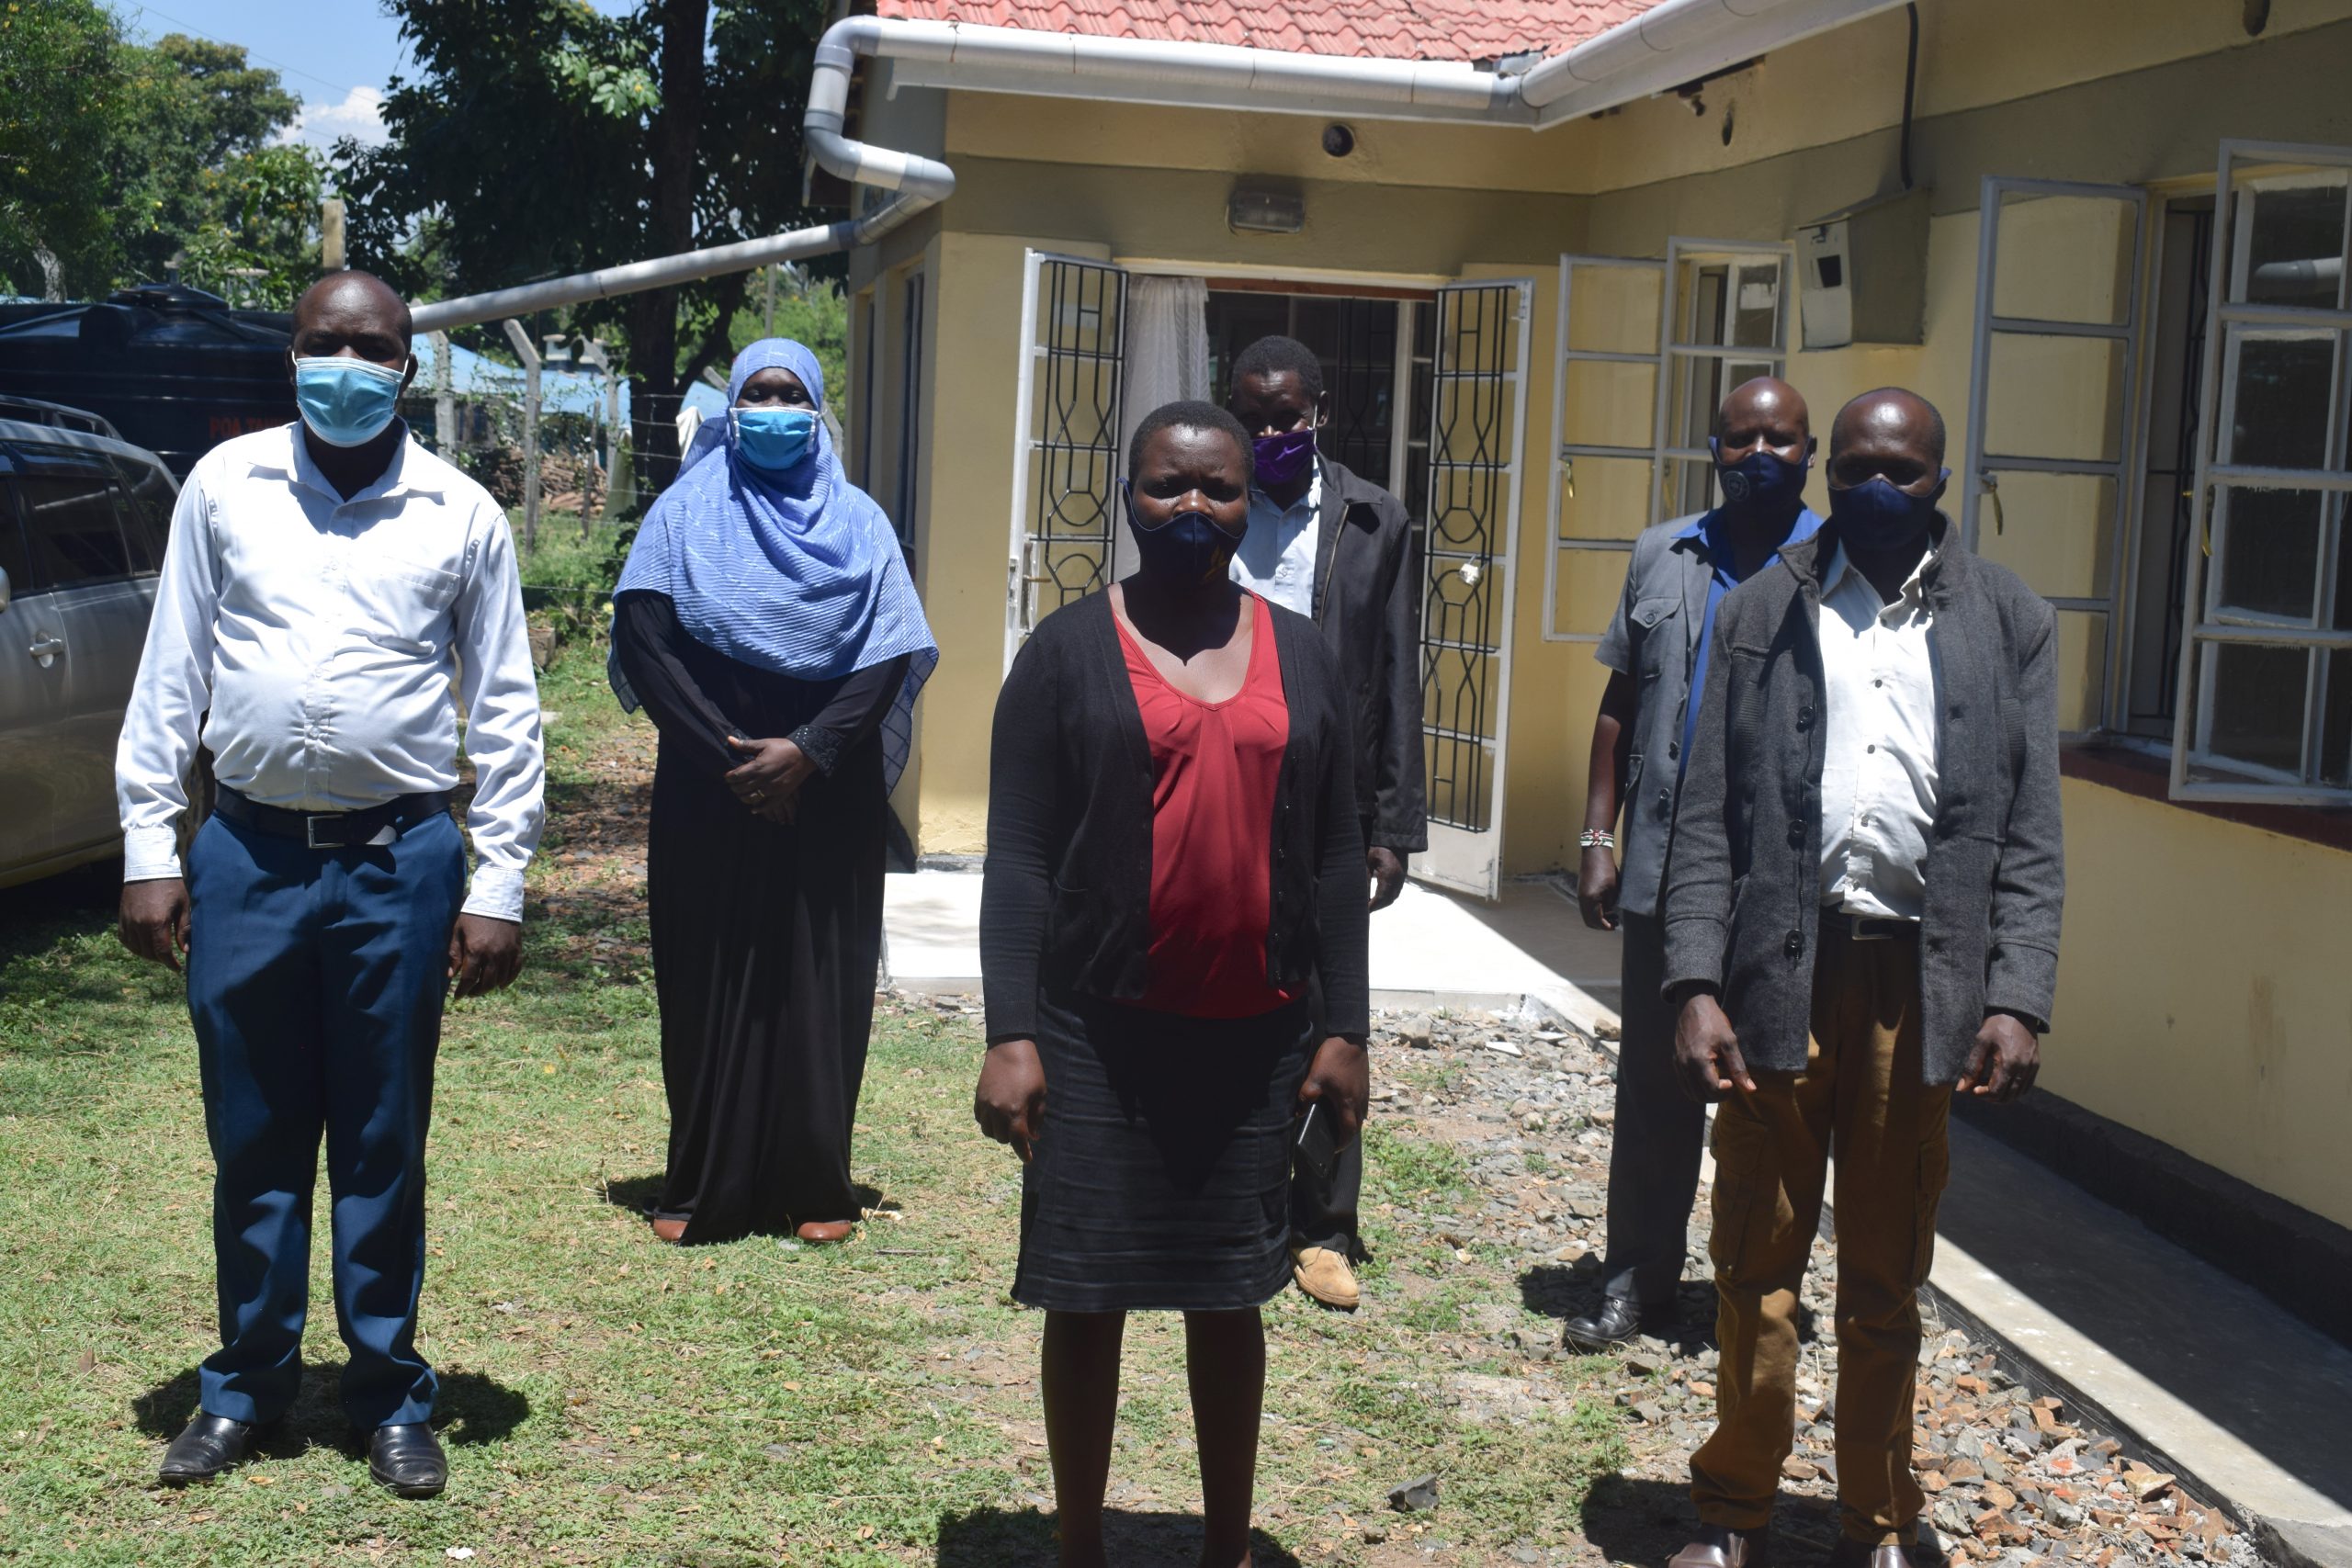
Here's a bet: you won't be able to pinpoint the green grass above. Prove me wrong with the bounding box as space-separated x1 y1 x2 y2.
0 639 1624 1565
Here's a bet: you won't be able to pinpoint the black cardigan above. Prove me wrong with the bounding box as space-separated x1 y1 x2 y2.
980 590 1370 1043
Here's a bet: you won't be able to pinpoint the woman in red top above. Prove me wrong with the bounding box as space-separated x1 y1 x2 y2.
976 402 1372 1568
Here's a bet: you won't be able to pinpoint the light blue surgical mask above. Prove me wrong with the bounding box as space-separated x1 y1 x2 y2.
292 355 407 447
730 407 818 473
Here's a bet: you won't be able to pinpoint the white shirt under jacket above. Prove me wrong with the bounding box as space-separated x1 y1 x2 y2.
1815 540 1940 923
114 423 545 921
1229 465 1322 616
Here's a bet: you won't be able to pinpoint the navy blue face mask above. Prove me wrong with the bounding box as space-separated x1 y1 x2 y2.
1828 468 1949 555
1125 481 1244 586
1710 436 1811 517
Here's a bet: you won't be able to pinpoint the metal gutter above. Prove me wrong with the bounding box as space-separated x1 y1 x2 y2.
404 0 1903 331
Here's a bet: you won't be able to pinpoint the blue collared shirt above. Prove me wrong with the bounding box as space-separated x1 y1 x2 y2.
1676 504 1825 780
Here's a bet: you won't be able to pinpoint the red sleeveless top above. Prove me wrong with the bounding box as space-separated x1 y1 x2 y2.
1115 595 1298 1019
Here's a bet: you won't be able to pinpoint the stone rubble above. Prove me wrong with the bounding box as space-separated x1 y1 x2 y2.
1363 1004 2262 1568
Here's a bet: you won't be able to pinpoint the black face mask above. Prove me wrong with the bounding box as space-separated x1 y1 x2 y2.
1710 436 1812 517
1827 468 1949 556
1125 482 1244 586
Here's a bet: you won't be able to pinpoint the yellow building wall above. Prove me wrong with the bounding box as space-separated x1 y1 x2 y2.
2048 781 2352 1227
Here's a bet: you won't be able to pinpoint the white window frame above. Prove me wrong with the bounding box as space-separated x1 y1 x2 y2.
2171 141 2352 805
1959 175 2151 740
1544 240 1792 642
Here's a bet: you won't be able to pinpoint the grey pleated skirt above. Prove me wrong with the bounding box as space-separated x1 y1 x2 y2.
1012 988 1315 1314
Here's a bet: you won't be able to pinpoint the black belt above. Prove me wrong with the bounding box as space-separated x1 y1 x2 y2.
214 786 452 850
1820 907 1919 942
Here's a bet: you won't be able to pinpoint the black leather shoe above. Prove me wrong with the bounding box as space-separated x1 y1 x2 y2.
1561 1295 1671 1351
1669 1524 1770 1568
159 1413 267 1485
367 1423 448 1497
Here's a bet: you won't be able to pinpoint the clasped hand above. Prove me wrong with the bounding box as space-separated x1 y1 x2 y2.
725 735 815 824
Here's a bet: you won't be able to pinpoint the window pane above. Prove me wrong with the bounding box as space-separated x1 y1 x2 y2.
15 457 131 588
110 457 171 573
1561 359 1657 452
2053 609 2109 733
2222 331 2337 469
1661 457 1718 521
1553 546 1629 638
2239 179 2348 309
2212 487 2325 622
1992 192 2139 326
2203 641 2308 778
1565 265 1662 355
1730 263 1782 349
1557 455 1655 542
1982 333 2126 463
1975 470 2116 602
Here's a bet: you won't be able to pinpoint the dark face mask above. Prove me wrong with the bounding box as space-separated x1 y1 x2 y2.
1827 468 1949 556
1710 436 1810 517
1251 428 1317 489
1125 482 1244 586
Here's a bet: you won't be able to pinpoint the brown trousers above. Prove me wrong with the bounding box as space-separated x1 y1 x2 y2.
1690 925 1952 1546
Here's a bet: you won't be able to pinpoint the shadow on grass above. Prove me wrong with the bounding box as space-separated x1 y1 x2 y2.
1517 1261 1815 1353
935 1506 1305 1567
134 1364 531 1450
598 1170 887 1238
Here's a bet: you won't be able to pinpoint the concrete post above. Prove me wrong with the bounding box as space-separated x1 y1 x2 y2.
500 318 542 553
429 332 457 452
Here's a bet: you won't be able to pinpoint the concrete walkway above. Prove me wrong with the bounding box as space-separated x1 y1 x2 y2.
881 868 2352 1562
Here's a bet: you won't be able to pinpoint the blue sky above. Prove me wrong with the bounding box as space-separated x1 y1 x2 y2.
117 0 636 151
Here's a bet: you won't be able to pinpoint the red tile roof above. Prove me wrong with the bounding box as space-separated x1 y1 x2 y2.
871 0 1660 66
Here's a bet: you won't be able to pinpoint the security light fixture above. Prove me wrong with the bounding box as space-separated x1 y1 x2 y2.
1322 123 1355 158
1228 187 1305 235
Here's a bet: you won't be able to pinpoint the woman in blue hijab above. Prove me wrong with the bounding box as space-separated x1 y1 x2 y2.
610 338 937 1247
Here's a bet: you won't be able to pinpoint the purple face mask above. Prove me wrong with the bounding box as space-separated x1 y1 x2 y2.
1251 428 1317 488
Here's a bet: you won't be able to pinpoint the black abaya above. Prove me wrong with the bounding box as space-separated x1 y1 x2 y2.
611 590 910 1241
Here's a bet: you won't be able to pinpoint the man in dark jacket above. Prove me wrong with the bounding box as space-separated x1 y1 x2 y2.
1567 377 1821 1351
1660 389 2062 1568
1228 334 1427 1312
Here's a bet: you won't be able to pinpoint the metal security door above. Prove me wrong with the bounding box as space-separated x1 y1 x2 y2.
1005 252 1127 671
1414 279 1533 900
1961 176 2150 736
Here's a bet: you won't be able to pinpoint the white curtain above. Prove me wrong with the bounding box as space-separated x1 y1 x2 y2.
1114 276 1212 578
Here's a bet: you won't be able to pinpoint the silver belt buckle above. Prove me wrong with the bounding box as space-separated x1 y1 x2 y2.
1849 915 1900 942
306 815 337 850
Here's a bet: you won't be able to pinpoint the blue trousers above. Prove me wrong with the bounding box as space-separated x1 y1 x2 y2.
184 809 465 1430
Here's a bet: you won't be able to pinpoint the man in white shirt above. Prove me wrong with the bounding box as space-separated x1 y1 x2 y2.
115 271 545 1498
1660 389 2062 1568
1227 334 1426 1313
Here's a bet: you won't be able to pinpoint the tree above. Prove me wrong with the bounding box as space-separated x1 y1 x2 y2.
340 0 836 495
0 10 315 304
0 0 122 297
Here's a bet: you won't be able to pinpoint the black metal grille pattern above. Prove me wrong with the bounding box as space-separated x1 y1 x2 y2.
1420 285 1517 833
1018 259 1127 637
1322 297 1400 491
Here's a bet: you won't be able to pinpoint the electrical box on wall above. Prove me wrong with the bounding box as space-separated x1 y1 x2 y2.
1795 187 1930 350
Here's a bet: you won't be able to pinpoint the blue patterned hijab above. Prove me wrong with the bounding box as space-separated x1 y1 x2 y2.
611 338 937 794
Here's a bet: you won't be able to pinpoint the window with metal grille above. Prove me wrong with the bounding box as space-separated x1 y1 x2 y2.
1005 254 1126 668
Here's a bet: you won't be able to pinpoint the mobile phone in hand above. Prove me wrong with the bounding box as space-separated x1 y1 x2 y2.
1295 1100 1342 1184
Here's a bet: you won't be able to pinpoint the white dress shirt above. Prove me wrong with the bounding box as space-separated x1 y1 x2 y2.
1228 464 1322 616
1816 541 1940 921
116 424 545 921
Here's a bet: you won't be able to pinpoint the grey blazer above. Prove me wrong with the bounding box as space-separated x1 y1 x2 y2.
1658 523 2064 1086
1595 514 1713 919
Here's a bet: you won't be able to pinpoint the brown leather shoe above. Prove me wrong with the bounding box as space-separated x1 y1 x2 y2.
1291 1245 1362 1310
795 1219 856 1245
1668 1525 1770 1568
650 1216 687 1244
1828 1540 1916 1568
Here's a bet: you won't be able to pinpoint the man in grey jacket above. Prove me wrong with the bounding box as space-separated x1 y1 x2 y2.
1566 377 1821 1350
1660 389 2061 1568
